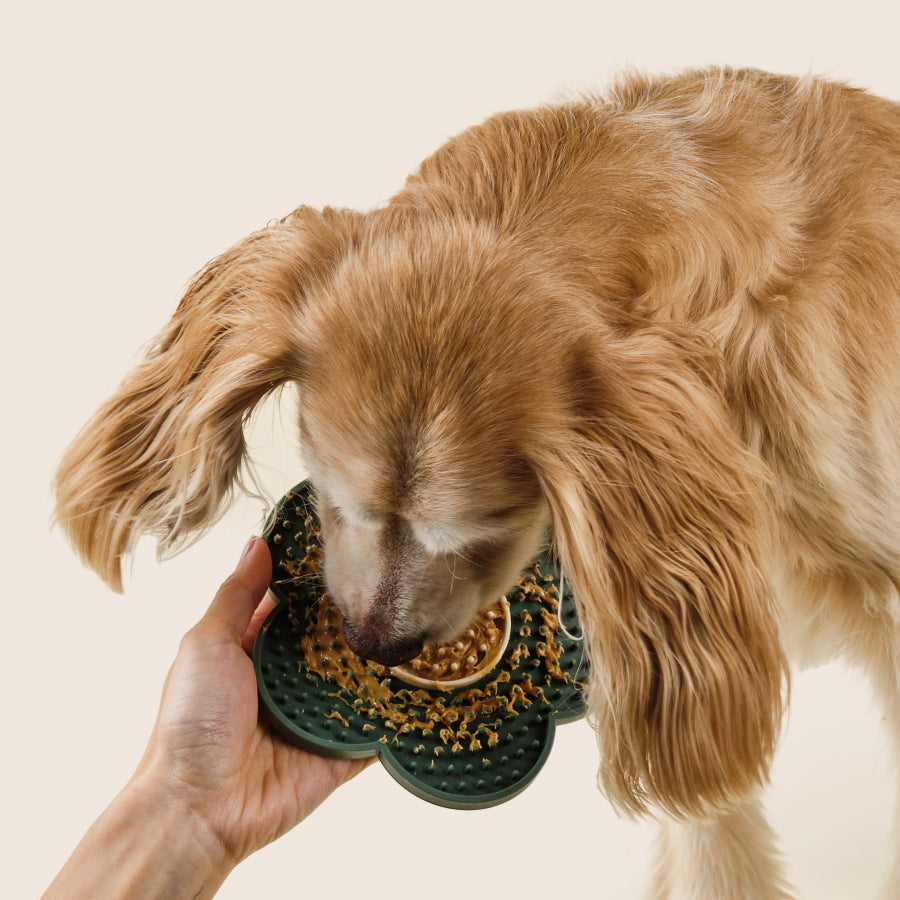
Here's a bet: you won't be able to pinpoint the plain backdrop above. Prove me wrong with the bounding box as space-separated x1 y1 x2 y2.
4 2 899 897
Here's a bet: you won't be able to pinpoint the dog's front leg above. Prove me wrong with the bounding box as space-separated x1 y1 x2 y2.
647 791 793 900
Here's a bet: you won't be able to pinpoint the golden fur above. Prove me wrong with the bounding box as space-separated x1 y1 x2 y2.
55 68 900 897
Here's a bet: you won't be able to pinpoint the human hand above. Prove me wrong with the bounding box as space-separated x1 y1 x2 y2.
135 536 371 868
44 537 371 900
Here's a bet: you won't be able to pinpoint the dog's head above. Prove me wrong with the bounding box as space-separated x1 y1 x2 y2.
293 216 556 665
55 207 556 657
55 204 786 819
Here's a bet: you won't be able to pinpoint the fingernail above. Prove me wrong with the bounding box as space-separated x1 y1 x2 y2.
240 536 257 560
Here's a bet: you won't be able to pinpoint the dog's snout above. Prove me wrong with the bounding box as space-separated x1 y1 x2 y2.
341 617 425 667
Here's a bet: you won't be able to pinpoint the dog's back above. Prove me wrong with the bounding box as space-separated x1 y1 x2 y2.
396 68 900 663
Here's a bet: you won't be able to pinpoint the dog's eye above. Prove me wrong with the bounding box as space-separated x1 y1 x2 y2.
412 505 523 555
461 536 508 571
481 506 522 525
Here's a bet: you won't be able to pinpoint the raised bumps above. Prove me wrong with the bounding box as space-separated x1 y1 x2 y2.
254 481 588 809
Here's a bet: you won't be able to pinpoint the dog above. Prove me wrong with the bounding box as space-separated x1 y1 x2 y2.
55 67 900 898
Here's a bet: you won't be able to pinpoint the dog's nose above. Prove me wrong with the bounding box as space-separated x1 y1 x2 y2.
342 618 425 667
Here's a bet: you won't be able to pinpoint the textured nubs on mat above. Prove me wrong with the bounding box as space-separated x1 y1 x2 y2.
253 481 587 809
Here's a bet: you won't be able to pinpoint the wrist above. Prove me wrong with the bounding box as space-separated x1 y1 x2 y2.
44 768 235 900
125 768 237 896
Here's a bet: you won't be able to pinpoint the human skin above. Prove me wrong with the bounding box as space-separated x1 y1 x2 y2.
43 537 371 900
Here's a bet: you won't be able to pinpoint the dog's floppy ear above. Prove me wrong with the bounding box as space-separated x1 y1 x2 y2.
533 325 787 819
54 206 361 591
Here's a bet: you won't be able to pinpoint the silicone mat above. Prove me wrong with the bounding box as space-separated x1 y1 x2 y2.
253 481 587 809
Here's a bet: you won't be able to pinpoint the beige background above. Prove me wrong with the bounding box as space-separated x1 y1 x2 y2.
3 1 898 897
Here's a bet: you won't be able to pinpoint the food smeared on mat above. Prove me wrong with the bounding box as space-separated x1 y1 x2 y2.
254 482 587 809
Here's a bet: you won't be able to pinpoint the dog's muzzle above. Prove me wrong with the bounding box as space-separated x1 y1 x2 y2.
341 617 426 667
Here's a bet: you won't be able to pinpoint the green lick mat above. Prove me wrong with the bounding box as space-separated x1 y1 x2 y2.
253 481 587 810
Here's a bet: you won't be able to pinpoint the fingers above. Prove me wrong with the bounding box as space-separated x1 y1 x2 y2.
201 537 273 642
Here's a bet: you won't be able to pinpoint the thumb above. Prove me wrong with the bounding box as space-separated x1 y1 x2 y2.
202 537 273 640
